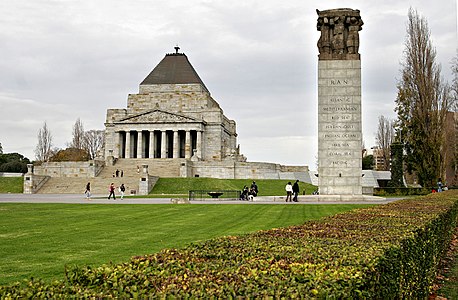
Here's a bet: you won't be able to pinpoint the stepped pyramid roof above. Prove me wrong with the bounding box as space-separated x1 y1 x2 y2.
140 50 208 92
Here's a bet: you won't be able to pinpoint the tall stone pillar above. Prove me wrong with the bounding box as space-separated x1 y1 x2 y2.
161 131 167 158
125 131 131 159
149 131 155 159
115 131 121 158
316 8 364 195
196 131 202 158
173 130 179 158
137 131 143 158
185 130 191 159
23 164 33 194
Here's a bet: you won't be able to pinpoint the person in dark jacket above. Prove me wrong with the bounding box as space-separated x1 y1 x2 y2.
250 181 258 197
85 182 91 199
292 180 300 202
120 183 126 200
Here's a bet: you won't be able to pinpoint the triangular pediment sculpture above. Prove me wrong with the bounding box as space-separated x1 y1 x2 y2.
117 109 203 124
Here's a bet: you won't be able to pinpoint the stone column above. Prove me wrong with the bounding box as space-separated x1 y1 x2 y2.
138 164 150 195
185 130 191 159
173 130 179 158
316 8 363 195
137 131 143 158
196 131 202 158
161 131 167 158
149 131 155 159
115 131 121 158
23 164 34 194
125 131 131 158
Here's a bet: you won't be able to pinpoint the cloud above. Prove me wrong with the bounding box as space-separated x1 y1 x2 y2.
0 0 456 167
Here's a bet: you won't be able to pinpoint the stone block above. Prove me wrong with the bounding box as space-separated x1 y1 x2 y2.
318 59 362 195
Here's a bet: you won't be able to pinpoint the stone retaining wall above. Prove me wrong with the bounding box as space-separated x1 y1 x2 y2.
188 161 309 180
33 160 104 178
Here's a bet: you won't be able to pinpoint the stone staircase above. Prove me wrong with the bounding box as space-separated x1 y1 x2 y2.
36 158 184 194
111 158 184 178
36 175 141 195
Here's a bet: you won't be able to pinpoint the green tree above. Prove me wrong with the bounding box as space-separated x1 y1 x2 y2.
0 153 31 173
362 154 374 170
394 8 450 187
388 142 404 187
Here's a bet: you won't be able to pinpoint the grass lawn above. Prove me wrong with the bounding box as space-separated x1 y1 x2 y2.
436 230 458 299
0 203 371 285
148 178 317 197
0 177 23 193
439 252 458 299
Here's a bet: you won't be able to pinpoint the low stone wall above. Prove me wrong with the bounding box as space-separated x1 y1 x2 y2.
33 160 104 178
279 165 309 172
188 161 309 180
0 172 23 177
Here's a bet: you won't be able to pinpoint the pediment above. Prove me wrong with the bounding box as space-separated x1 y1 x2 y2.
117 110 201 124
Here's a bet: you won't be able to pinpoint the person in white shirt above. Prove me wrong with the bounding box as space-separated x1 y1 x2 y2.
285 182 293 202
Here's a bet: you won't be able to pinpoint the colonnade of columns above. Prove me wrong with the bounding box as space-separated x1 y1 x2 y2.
116 129 202 159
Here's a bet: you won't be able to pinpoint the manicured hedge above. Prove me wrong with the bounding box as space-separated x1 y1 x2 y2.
374 186 431 196
1 191 457 298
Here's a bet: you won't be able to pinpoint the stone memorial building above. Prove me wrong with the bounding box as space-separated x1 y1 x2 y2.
100 47 308 180
104 47 244 164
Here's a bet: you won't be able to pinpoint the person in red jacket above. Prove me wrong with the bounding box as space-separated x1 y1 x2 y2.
108 183 116 200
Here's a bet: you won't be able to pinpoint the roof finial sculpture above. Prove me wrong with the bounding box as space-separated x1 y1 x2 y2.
174 45 180 54
316 8 363 60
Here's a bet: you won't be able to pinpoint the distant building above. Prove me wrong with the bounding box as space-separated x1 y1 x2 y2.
371 147 387 171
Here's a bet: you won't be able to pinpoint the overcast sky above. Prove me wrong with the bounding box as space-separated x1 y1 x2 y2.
0 0 456 168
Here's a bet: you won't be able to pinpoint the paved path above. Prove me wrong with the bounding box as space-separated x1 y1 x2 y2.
0 193 398 205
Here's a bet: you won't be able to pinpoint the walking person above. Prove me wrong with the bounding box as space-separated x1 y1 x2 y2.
292 180 300 202
285 182 293 202
85 182 91 199
119 183 126 200
108 183 116 200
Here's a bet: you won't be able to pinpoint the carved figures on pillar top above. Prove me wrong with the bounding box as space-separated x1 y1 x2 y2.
316 8 363 60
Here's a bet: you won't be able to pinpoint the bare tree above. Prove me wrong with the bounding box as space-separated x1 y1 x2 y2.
394 8 450 187
450 51 458 183
35 121 53 162
84 130 105 159
452 50 458 111
375 115 395 171
71 118 85 150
